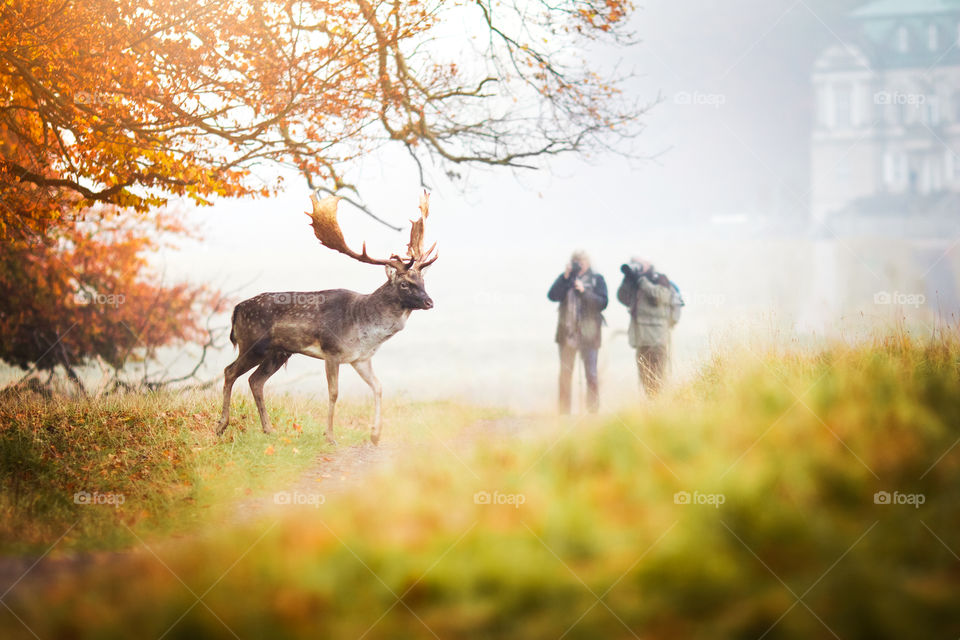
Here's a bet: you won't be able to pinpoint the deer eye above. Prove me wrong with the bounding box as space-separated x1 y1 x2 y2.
399 282 409 290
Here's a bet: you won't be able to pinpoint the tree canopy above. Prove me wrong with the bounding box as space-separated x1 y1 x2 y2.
1 0 640 237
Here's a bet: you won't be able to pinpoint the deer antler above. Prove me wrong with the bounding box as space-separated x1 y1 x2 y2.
407 190 438 269
307 195 406 268
307 192 437 270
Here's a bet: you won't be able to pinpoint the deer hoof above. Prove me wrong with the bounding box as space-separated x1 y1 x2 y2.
325 435 338 446
216 420 228 436
262 425 274 435
370 433 380 446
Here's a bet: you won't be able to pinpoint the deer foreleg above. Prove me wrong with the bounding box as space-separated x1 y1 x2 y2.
352 359 382 445
325 360 340 445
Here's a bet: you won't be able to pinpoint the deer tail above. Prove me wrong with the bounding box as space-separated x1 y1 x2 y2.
229 306 238 347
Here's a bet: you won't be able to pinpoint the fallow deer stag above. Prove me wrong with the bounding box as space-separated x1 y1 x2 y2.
216 192 437 445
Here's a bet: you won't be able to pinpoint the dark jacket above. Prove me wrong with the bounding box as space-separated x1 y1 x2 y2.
548 270 608 349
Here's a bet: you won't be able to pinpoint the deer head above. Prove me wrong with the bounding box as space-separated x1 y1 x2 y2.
307 192 438 309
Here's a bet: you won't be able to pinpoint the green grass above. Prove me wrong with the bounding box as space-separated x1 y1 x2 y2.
2 333 960 639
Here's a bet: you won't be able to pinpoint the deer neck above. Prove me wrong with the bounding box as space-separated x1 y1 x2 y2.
361 280 411 324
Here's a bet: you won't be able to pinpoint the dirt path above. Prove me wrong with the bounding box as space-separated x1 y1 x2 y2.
232 438 403 522
233 415 540 521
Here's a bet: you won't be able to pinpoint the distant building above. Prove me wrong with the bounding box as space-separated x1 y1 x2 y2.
810 0 960 225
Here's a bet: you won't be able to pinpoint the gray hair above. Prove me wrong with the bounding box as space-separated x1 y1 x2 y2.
570 250 591 268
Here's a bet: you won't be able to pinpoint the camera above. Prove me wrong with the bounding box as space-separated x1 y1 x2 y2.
621 262 646 281
570 260 584 276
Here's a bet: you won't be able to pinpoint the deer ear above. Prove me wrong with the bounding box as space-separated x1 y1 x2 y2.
385 264 399 281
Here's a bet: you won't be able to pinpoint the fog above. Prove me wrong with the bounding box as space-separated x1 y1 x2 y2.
148 0 959 411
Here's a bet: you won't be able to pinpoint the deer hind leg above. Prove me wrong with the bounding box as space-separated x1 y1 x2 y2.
351 359 382 445
217 351 261 435
324 360 340 446
248 351 289 434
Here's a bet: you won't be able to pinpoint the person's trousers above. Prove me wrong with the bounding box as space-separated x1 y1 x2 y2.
636 345 668 396
558 344 599 414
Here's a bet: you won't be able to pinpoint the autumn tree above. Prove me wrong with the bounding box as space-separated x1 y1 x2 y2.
1 0 640 233
0 195 225 392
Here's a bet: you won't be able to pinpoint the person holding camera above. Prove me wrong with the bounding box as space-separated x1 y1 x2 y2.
617 258 683 396
548 250 608 414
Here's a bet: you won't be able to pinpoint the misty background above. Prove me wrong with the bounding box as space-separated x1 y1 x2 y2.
26 0 957 411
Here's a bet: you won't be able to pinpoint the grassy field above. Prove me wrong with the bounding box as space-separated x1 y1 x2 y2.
1 332 959 638
0 389 491 554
